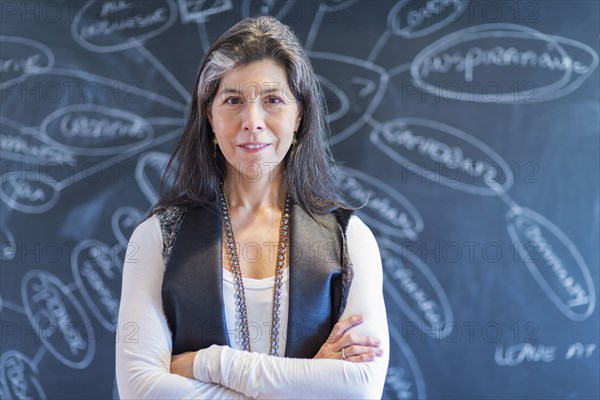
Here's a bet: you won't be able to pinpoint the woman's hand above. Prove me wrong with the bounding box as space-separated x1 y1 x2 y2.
170 351 196 379
313 314 383 362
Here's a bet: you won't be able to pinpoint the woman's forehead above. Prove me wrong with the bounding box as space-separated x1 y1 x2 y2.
218 59 289 91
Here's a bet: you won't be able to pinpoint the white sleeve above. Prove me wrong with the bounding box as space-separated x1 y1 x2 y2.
115 215 250 400
192 214 390 399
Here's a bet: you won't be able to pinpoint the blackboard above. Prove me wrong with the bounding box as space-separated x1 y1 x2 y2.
1 1 598 399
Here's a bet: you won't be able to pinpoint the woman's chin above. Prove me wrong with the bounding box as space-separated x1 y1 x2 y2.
226 160 283 180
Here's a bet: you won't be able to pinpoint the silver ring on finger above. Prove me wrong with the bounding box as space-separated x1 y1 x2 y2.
341 347 347 360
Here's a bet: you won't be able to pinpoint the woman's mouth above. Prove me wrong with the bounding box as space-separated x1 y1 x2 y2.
239 143 271 153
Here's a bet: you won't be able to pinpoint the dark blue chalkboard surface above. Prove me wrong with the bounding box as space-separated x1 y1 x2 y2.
1 1 598 399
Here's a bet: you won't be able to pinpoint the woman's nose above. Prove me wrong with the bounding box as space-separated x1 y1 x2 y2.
241 101 264 133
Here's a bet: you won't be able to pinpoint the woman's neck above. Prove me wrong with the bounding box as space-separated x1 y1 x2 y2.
222 167 285 212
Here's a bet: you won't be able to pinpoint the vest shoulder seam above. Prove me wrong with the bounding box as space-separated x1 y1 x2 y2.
155 205 188 266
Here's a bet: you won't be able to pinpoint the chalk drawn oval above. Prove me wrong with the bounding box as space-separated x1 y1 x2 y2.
0 172 61 214
379 237 454 338
317 74 350 124
411 23 599 103
309 51 388 145
21 270 95 369
71 0 178 53
388 0 468 39
136 151 170 204
39 104 154 156
0 351 46 400
383 323 426 399
1 224 16 262
179 0 234 24
371 117 514 196
506 207 595 321
0 117 76 165
338 166 423 240
112 207 145 249
0 36 54 90
72 240 122 331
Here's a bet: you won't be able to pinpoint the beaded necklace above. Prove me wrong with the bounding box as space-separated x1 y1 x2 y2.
219 181 290 356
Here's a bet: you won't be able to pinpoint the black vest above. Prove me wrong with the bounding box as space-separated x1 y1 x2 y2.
157 201 354 358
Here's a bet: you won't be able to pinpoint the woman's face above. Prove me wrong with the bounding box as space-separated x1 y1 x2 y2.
207 58 302 181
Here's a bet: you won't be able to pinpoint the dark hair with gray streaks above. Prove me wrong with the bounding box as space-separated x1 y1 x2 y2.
150 16 361 220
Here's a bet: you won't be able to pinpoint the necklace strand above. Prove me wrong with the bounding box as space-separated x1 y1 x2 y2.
219 182 290 356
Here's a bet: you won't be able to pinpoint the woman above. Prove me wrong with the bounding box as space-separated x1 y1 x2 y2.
116 16 389 399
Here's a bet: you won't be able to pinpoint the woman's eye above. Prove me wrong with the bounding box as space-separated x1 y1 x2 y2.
225 97 242 105
266 96 282 104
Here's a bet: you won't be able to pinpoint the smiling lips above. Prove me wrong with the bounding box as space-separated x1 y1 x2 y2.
239 143 271 152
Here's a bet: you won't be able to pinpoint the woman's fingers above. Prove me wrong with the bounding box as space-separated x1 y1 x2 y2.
344 347 384 363
334 332 381 352
315 314 383 363
327 314 364 342
341 345 384 361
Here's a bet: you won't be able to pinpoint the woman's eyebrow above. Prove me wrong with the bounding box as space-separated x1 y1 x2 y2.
217 87 282 96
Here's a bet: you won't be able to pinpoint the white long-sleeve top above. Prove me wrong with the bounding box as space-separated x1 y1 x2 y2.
222 267 290 354
115 212 389 399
